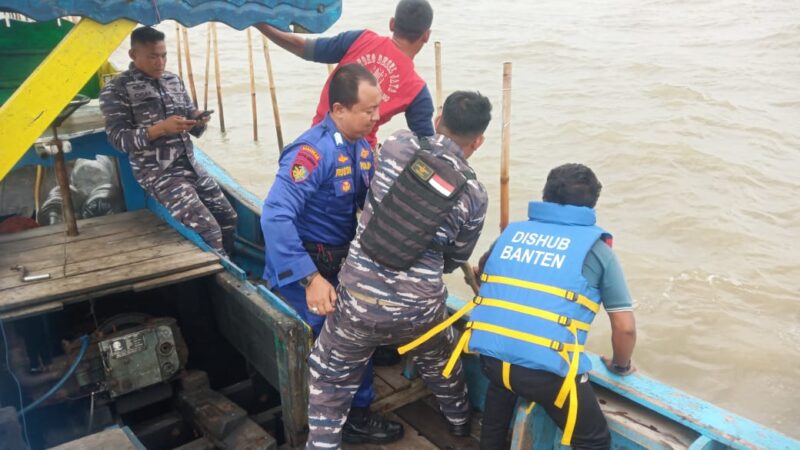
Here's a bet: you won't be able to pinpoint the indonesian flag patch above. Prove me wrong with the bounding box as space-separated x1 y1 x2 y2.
428 174 455 197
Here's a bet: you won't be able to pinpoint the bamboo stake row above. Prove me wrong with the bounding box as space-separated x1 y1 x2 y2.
211 23 226 132
500 62 512 232
246 28 258 141
262 36 284 150
175 23 184 80
181 25 198 108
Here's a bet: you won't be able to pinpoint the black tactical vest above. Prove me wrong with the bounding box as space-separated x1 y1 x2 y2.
359 139 475 271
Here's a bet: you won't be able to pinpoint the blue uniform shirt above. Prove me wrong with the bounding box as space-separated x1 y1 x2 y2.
261 114 375 287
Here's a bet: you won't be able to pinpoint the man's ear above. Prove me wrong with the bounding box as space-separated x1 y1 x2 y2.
433 114 442 130
128 48 136 60
421 29 431 44
331 102 345 116
389 17 396 33
471 134 486 152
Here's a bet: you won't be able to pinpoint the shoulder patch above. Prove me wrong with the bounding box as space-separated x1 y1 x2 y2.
360 147 370 159
290 145 321 183
337 154 349 164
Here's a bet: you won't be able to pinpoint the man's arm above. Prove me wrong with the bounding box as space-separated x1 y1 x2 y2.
586 240 638 375
260 145 327 287
606 311 637 374
443 186 488 273
255 23 308 58
99 82 150 153
405 86 435 138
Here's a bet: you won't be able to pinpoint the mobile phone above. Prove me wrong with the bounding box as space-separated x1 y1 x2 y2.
199 110 214 118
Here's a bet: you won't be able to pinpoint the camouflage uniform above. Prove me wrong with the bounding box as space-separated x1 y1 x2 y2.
100 63 237 253
306 131 488 449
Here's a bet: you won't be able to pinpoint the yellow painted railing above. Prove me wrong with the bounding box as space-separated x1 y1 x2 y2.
0 18 136 181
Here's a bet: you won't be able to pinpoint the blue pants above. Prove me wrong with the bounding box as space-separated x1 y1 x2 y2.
276 277 374 409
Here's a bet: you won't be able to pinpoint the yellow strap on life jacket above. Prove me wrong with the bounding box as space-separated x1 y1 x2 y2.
443 327 472 377
480 274 600 314
502 361 513 391
469 322 583 355
397 297 480 355
479 298 591 332
561 379 579 445
525 401 537 414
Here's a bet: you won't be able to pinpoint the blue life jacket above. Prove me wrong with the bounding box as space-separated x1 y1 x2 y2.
396 200 610 446
468 201 608 377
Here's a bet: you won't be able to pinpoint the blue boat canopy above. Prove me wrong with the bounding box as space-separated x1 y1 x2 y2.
0 0 341 32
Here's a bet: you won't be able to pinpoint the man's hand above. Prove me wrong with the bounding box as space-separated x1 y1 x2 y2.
600 355 637 376
191 110 211 126
148 115 197 141
306 274 337 315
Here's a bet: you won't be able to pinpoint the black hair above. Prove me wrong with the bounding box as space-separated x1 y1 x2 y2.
542 163 603 208
440 91 492 139
328 63 378 110
131 26 165 47
393 0 433 42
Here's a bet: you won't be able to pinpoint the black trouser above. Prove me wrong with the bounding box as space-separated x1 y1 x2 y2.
479 356 611 450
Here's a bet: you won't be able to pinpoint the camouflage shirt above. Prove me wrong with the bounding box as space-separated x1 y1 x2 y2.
99 63 205 191
338 130 488 307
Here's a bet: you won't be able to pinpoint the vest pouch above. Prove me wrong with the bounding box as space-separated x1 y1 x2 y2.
360 148 470 271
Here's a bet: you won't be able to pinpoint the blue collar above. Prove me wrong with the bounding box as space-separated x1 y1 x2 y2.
528 201 596 226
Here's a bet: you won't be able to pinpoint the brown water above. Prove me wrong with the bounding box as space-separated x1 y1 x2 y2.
109 0 800 438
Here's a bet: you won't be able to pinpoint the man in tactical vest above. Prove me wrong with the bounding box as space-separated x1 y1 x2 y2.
256 0 436 149
303 91 492 449
260 64 403 444
469 164 637 449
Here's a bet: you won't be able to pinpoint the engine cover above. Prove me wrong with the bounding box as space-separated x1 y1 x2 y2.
98 318 184 398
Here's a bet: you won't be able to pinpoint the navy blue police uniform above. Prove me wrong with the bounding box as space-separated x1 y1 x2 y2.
260 113 375 408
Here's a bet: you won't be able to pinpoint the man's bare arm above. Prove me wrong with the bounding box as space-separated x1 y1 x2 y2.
255 23 307 58
602 310 637 375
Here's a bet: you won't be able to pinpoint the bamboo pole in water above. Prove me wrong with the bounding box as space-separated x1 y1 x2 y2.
434 41 443 114
181 25 198 108
246 28 258 141
261 36 284 150
211 23 226 132
203 24 211 110
500 62 512 231
175 23 184 79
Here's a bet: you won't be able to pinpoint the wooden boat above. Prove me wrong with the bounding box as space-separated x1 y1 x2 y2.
0 5 798 450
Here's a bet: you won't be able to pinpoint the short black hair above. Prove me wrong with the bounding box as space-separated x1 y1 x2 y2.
328 63 378 110
393 0 433 42
440 91 492 139
131 26 165 47
542 163 603 208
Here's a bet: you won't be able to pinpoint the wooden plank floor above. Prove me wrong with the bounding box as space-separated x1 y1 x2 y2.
0 209 222 318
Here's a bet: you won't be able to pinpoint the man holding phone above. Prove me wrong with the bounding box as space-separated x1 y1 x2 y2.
101 26 237 255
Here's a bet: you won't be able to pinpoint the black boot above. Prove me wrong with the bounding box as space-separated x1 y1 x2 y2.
342 408 404 444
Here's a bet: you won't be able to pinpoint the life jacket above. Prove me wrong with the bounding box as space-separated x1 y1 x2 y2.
398 201 609 446
359 138 473 270
312 30 427 149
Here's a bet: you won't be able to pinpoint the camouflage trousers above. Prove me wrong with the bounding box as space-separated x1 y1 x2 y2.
306 286 470 450
151 156 237 253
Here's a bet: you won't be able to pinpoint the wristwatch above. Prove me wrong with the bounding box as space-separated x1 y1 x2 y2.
299 272 319 288
611 361 631 373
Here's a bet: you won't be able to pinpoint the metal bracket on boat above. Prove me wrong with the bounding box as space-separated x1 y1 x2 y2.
35 139 72 157
11 265 51 282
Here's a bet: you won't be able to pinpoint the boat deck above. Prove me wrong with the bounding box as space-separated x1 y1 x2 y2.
337 365 482 450
0 209 222 320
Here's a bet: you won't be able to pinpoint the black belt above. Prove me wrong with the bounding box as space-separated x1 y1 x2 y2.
302 241 350 278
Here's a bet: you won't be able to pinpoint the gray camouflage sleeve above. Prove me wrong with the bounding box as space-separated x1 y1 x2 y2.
99 82 150 154
443 185 488 273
